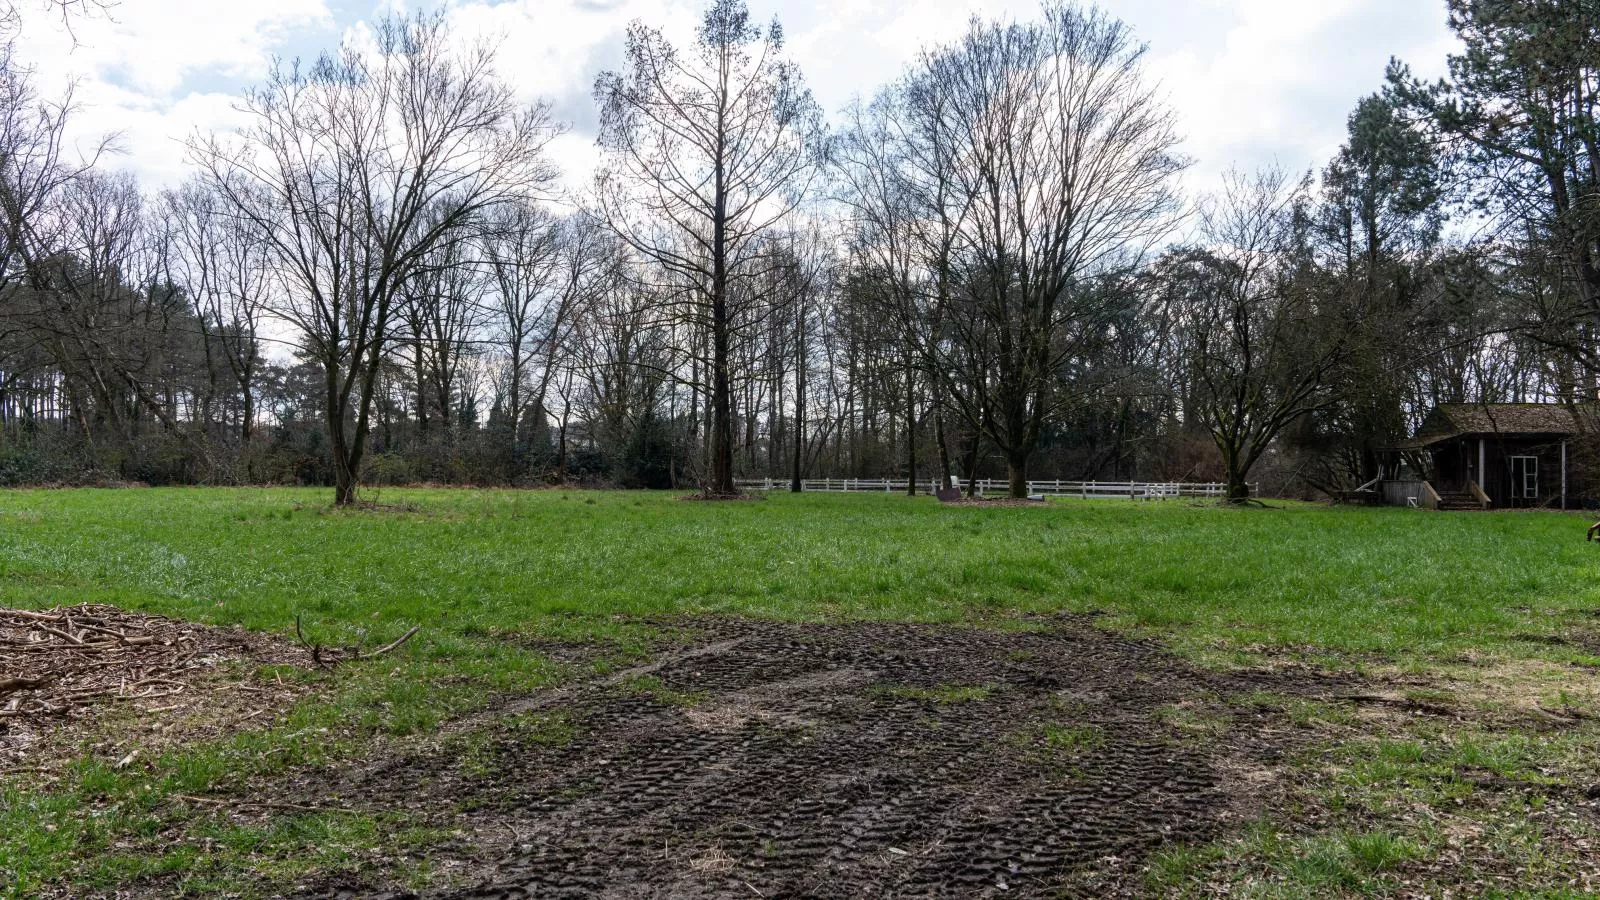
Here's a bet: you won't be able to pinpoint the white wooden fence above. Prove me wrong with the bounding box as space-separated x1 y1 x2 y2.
736 478 1249 499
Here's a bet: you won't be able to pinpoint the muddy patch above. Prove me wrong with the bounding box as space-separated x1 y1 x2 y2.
940 497 1050 508
272 617 1348 899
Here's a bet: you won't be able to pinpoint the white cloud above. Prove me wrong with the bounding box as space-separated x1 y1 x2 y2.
11 0 334 188
780 0 1457 200
19 0 332 93
1137 0 1456 195
5 0 1462 198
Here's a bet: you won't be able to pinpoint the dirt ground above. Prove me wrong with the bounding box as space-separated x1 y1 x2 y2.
278 617 1355 899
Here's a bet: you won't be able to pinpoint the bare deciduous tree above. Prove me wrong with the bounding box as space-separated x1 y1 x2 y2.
163 178 269 451
839 3 1185 497
191 13 563 504
1179 168 1354 501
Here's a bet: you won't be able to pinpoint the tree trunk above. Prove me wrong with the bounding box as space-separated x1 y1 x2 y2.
412 337 428 441
327 363 357 506
768 371 780 475
963 435 980 498
708 139 736 496
935 408 953 491
1006 454 1028 499
556 409 570 481
1221 443 1251 501
905 368 918 496
791 323 805 493
334 468 357 505
240 382 255 483
710 317 735 495
506 353 524 457
239 381 254 446
334 322 389 506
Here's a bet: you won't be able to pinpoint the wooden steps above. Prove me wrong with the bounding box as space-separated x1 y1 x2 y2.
1435 489 1486 511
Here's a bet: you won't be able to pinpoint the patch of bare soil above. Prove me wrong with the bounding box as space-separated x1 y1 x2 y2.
348 501 424 513
0 604 316 773
941 497 1049 508
275 617 1349 899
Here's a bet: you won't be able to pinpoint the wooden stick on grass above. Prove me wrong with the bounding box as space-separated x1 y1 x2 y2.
358 626 420 660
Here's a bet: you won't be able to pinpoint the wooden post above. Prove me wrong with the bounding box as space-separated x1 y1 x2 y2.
1478 438 1486 496
1562 440 1568 510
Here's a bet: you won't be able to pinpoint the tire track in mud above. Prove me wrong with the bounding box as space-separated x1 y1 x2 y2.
346 618 1337 899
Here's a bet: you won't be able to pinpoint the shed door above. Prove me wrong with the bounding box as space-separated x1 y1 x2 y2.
1510 456 1539 500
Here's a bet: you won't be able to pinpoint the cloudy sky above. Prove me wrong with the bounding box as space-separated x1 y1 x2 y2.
14 0 1463 198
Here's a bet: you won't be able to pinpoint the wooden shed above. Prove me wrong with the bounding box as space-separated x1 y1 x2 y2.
1378 404 1585 510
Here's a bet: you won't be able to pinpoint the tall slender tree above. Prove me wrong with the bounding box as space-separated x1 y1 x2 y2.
594 0 826 496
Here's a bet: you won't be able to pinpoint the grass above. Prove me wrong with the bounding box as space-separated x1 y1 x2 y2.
617 674 706 707
1146 823 1424 897
1147 714 1600 896
1 488 1596 662
1140 683 1600 896
873 683 994 704
1 486 1599 895
1039 722 1106 752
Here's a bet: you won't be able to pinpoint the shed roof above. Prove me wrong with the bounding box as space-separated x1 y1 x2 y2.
1400 403 1584 449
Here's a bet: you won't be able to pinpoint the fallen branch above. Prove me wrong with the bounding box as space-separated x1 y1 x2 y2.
174 793 361 815
7 609 67 622
294 614 420 667
74 622 160 646
40 626 84 646
0 676 50 696
1533 701 1591 722
295 613 335 669
1332 693 1456 717
359 626 420 660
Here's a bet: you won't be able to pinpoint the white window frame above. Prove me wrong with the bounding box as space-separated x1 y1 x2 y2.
1509 455 1539 500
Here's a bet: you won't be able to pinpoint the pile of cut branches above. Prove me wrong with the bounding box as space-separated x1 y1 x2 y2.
0 604 306 725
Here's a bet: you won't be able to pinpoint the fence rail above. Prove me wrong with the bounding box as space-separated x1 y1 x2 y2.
736 478 1251 499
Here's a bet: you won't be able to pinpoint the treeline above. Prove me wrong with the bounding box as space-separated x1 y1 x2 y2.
0 0 1591 500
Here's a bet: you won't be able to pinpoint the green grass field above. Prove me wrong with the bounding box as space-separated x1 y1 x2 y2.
3 488 1600 896
3 487 1596 661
